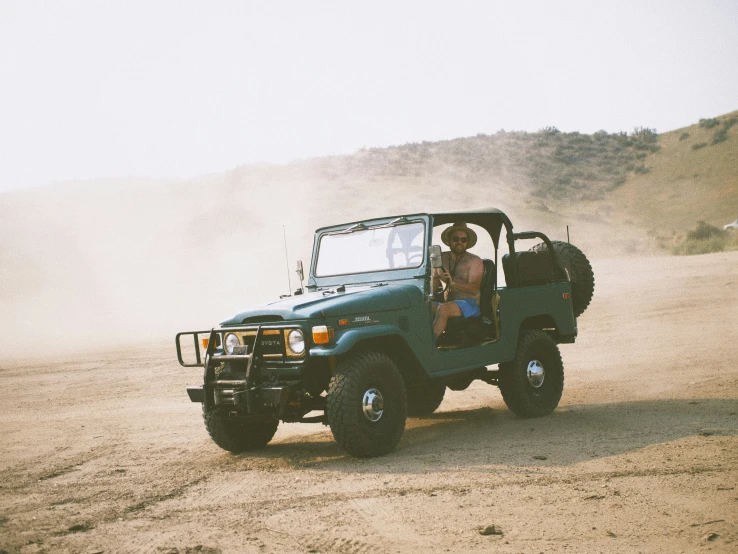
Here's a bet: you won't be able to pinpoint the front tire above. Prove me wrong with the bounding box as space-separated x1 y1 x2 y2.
498 330 564 418
327 352 407 457
203 407 279 453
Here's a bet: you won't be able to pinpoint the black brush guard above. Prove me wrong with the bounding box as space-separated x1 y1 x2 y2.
176 326 291 416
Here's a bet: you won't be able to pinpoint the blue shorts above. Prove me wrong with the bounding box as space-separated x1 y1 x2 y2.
454 297 481 318
435 298 480 318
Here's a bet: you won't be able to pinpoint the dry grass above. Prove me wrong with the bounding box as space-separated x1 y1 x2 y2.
671 232 738 255
611 110 738 236
669 221 738 255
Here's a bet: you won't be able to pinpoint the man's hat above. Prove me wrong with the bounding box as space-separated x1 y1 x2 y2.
441 222 477 248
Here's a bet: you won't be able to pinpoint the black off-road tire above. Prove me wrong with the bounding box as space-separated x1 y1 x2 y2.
327 352 407 458
498 330 564 418
531 240 594 317
202 407 279 453
406 379 445 417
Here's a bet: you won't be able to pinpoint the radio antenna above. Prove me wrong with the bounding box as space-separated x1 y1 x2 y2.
283 226 293 295
567 225 570 243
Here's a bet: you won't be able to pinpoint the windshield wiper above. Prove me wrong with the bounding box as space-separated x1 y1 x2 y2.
337 223 368 234
373 216 408 229
322 284 347 296
336 217 413 234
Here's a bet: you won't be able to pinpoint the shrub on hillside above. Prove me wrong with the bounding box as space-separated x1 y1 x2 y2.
593 130 610 141
712 129 728 144
672 236 726 255
699 118 720 129
672 221 735 256
692 142 708 150
631 127 658 142
610 175 627 188
523 126 664 200
679 132 690 141
687 220 725 241
630 127 660 152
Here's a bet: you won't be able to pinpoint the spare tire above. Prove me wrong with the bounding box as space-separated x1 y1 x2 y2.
531 240 594 317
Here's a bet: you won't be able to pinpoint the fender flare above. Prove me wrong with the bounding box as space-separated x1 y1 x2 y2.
309 325 405 357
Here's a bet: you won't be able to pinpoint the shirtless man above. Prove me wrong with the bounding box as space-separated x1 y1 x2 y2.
432 222 484 339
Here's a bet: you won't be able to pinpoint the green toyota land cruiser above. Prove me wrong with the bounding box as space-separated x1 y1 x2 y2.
176 208 594 457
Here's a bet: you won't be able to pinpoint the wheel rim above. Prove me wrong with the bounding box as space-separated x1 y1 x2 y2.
362 388 384 422
526 360 545 388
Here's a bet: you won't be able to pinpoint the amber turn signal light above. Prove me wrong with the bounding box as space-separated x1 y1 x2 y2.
312 325 335 345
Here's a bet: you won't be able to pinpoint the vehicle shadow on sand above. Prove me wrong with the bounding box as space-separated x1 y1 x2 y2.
226 397 736 474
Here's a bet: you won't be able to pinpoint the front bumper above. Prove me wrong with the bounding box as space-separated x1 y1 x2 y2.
187 382 291 413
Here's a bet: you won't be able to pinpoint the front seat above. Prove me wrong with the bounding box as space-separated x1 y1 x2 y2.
442 259 497 346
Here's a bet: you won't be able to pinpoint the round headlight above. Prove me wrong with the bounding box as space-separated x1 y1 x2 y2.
288 329 305 354
224 333 240 354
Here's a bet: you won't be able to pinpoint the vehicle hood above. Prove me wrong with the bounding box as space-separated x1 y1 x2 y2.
221 283 420 325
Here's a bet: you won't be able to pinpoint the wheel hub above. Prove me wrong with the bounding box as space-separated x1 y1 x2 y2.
526 360 545 388
362 388 384 422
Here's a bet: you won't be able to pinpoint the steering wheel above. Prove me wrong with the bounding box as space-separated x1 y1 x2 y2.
406 246 423 265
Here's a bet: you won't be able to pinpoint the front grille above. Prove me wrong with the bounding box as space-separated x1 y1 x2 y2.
221 326 303 361
256 330 284 357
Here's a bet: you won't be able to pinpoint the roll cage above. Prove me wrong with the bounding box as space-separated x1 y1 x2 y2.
305 207 564 291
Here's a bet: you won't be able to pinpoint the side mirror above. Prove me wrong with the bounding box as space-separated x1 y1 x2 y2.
429 245 443 269
296 260 304 282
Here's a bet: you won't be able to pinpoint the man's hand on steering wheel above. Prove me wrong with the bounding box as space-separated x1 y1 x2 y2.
433 267 451 302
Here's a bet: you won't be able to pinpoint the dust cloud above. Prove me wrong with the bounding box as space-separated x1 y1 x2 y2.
0 174 312 359
0 153 651 360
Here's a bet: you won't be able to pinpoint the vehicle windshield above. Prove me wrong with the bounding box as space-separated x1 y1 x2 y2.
315 221 426 277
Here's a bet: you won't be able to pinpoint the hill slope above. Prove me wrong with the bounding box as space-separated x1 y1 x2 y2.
1 110 736 356
612 110 738 234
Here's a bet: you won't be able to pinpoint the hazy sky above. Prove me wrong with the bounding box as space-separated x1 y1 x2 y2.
1 0 736 192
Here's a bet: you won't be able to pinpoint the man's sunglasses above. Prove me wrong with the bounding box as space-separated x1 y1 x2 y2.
451 236 468 243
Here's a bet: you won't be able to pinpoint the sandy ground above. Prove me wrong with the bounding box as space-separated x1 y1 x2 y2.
1 252 736 554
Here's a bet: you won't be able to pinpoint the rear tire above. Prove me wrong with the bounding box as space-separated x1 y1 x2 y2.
203 407 279 453
531 240 594 317
327 352 407 457
499 330 564 418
